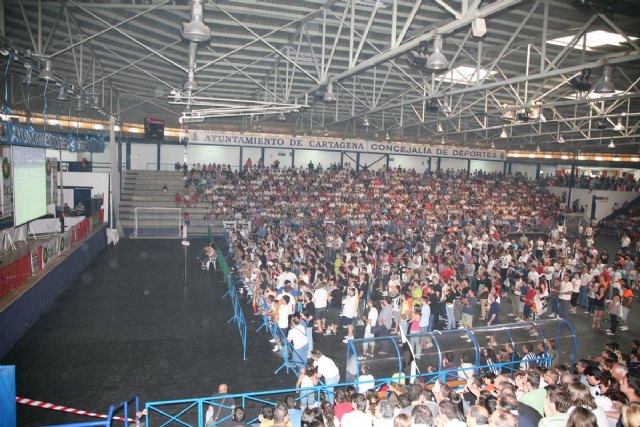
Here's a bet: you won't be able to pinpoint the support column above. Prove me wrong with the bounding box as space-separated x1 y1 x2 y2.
467 159 471 173
505 161 510 175
427 157 431 174
567 163 576 208
386 154 390 170
291 149 295 169
436 157 441 171
340 151 344 168
156 144 161 171
260 147 265 164
239 146 243 171
356 152 361 172
535 163 541 181
125 142 131 171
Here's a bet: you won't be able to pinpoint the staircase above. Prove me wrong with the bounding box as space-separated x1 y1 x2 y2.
118 170 225 238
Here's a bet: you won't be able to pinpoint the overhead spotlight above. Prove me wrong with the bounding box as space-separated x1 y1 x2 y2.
90 94 100 110
76 98 84 112
385 131 391 141
56 86 68 101
440 99 451 115
39 59 55 81
323 128 329 137
593 65 615 94
437 122 443 133
441 135 446 145
613 117 624 131
500 126 508 138
608 139 615 148
256 122 262 133
22 67 35 86
182 0 211 42
536 145 541 152
362 115 370 127
323 82 336 103
491 141 495 149
426 35 448 70
277 112 286 122
536 110 547 123
558 134 565 143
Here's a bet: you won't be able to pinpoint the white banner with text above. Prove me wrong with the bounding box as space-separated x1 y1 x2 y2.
188 131 506 161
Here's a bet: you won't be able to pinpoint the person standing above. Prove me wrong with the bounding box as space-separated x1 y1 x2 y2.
461 289 477 329
310 350 340 404
361 299 378 359
606 289 622 336
287 316 309 371
341 286 359 342
559 275 573 319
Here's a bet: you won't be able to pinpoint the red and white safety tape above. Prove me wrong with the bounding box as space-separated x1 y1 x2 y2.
16 396 136 423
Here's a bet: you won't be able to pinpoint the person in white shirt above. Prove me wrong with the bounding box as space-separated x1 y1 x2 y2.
311 350 340 404
559 276 573 319
340 394 375 427
341 287 359 342
356 364 375 394
273 295 291 352
362 299 379 358
312 283 329 333
287 316 309 371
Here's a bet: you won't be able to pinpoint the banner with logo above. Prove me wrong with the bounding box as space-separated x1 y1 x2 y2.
59 230 73 254
31 250 39 274
189 130 507 161
41 236 60 270
0 146 14 221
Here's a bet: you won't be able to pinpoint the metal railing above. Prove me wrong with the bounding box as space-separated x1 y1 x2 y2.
216 249 247 360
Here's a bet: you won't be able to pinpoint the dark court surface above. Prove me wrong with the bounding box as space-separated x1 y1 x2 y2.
2 235 638 426
1 239 292 426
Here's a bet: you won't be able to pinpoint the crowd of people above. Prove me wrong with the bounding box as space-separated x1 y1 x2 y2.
203 339 640 427
543 175 640 193
194 163 640 427
177 163 558 234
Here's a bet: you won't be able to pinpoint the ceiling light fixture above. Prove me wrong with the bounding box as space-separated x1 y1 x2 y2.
593 65 615 94
491 141 495 149
500 126 508 138
323 82 336 103
385 131 391 141
426 35 448 70
362 115 370 127
39 59 55 81
613 117 625 131
277 112 286 122
437 122 443 133
56 86 68 101
323 128 329 137
441 135 446 145
256 122 262 132
22 66 35 86
440 99 451 115
608 139 615 148
558 134 565 143
182 0 211 42
536 110 547 123
536 145 541 152
183 70 199 91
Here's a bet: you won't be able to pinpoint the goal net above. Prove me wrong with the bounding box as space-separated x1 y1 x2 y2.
133 207 182 238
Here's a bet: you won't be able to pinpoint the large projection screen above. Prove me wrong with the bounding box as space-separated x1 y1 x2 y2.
12 146 47 226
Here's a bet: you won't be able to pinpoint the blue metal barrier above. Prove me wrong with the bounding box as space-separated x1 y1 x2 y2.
41 395 140 427
144 357 552 427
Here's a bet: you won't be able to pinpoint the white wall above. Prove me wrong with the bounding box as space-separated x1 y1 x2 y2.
470 160 503 174
187 145 241 169
390 154 429 172
547 186 640 221
360 153 387 171
511 163 537 179
243 147 263 165
294 149 341 170
59 171 110 222
130 143 157 170
46 149 78 162
160 144 185 169
264 147 293 168
440 158 468 172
